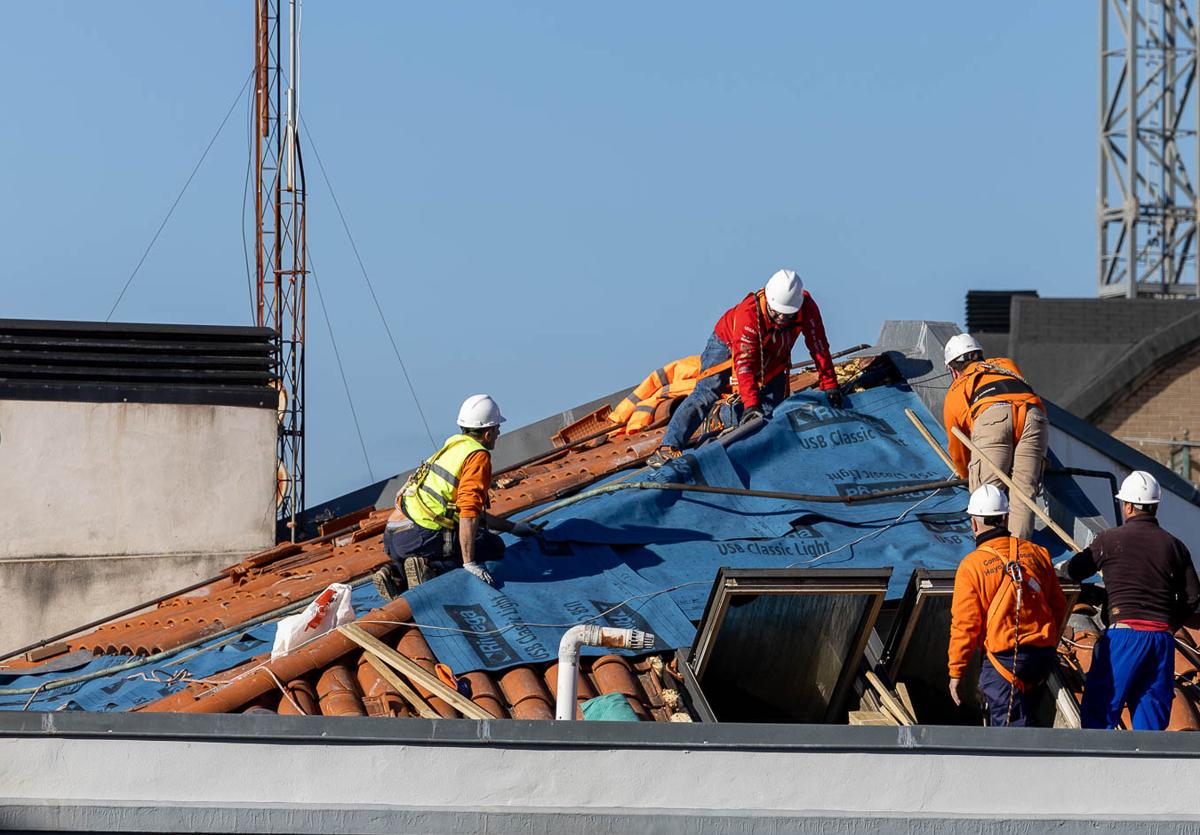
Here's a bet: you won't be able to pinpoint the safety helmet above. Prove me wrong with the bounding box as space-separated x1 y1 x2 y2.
966 484 1009 517
943 333 984 367
1115 470 1161 505
457 394 506 429
764 269 805 315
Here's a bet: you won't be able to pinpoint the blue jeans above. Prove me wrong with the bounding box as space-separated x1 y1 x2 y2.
383 522 506 566
1081 628 1176 730
660 332 788 450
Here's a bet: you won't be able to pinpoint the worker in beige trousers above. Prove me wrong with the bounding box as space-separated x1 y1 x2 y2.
942 334 1048 539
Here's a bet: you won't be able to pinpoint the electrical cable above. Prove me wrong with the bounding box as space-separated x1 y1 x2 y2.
299 118 436 447
308 250 376 483
106 68 255 322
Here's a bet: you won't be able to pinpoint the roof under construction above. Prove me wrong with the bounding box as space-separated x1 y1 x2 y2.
2 325 1199 732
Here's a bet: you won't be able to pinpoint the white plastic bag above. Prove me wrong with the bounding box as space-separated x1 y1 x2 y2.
271 582 355 660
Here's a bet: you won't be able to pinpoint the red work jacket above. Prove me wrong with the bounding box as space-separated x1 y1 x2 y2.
713 290 837 408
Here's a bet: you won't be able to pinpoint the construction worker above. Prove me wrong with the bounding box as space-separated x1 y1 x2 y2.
1061 471 1200 730
942 334 1047 539
949 485 1067 727
647 268 840 467
373 394 537 597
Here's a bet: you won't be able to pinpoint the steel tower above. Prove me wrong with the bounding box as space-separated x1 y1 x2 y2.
256 0 307 536
1099 0 1200 298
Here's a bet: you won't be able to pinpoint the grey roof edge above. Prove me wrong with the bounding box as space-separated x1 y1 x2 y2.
1044 400 1200 507
1064 308 1200 421
6 710 1200 758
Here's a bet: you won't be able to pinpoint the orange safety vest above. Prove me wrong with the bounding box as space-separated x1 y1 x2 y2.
608 355 721 435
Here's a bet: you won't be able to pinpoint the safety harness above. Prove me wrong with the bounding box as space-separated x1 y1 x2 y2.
979 536 1039 725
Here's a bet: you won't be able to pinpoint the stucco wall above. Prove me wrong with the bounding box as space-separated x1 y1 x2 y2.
2 717 1200 833
0 399 276 652
1097 345 1200 484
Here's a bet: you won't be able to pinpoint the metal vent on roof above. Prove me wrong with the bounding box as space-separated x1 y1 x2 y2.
965 290 1038 334
682 568 891 723
0 319 277 408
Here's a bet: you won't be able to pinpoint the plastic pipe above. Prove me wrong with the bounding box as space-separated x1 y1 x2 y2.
555 625 655 720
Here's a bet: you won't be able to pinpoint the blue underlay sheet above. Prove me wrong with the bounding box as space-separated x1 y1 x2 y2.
406 384 1082 674
0 383 1097 708
0 582 388 712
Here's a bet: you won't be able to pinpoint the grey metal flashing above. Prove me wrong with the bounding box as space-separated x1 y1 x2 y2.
5 711 1200 758
2 800 1193 835
1045 401 1200 507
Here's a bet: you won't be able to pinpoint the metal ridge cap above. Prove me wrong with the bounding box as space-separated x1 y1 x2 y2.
6 712 1200 758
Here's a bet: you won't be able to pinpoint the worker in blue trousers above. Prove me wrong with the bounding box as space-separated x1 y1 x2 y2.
1061 471 1200 730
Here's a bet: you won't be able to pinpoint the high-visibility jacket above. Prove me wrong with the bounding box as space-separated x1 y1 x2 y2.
397 434 488 531
948 532 1066 683
713 290 837 408
608 355 705 435
943 357 1044 479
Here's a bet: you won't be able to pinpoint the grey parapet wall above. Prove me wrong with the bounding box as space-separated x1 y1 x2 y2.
0 319 279 651
1 711 1199 834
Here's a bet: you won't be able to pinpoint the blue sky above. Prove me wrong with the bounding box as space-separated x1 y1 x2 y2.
0 3 1096 503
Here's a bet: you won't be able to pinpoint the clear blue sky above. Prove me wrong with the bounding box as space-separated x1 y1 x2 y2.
0 3 1096 504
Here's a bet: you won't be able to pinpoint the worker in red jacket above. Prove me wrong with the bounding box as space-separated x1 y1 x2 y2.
648 269 840 467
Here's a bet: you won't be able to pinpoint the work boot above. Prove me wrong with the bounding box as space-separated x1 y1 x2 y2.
372 562 404 601
646 445 683 469
404 555 430 589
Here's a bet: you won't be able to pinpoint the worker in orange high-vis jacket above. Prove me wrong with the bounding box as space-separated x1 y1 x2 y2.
647 268 840 468
942 333 1048 539
949 485 1067 727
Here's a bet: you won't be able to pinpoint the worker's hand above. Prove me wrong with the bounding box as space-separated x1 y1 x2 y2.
948 677 962 706
825 388 845 409
510 521 540 538
740 406 764 426
462 561 494 586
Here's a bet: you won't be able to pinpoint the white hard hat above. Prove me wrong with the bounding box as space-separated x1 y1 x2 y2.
764 269 805 315
967 484 1010 517
1116 470 1161 505
457 394 506 429
944 333 984 366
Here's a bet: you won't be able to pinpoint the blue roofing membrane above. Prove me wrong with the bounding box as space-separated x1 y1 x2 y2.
406 384 1077 674
1 382 1091 708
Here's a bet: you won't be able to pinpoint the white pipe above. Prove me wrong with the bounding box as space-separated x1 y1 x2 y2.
555 625 655 720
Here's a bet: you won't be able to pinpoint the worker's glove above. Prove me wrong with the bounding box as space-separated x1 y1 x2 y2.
510 521 540 538
1054 559 1073 581
462 561 494 586
739 406 764 426
825 388 845 409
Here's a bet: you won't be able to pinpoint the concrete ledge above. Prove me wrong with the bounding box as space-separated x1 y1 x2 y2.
5 710 1200 758
4 714 1200 830
1 800 1196 835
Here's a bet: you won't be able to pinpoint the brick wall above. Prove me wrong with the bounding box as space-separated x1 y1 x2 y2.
1096 345 1200 484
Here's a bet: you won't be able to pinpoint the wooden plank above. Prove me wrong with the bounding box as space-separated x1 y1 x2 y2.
949 426 1083 554
848 710 895 726
338 624 495 720
362 653 440 720
865 670 915 726
904 408 958 475
895 682 918 724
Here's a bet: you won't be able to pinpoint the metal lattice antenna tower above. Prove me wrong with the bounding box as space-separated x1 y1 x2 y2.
256 0 307 537
1100 0 1200 298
